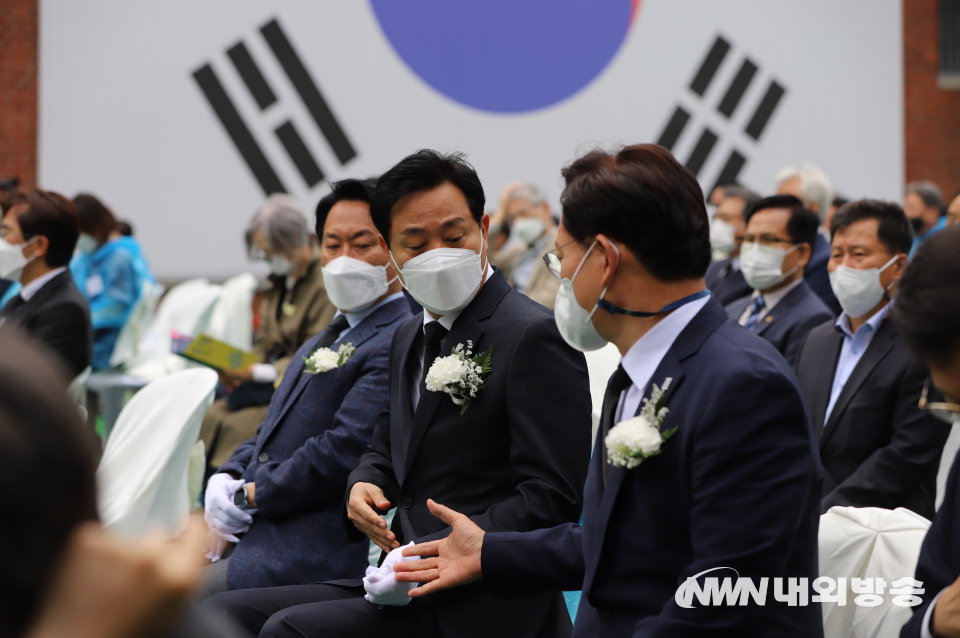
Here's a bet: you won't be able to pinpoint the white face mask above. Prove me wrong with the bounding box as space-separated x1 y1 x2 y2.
709 218 739 256
321 255 396 313
739 241 800 292
75 233 98 255
554 241 613 352
829 255 899 318
512 217 545 246
0 237 37 281
269 255 294 276
390 231 487 316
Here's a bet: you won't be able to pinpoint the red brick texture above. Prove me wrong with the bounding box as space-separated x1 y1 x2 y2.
0 0 37 190
904 0 960 200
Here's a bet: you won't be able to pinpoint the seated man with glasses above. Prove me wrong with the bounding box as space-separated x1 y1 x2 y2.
794 199 949 519
723 195 833 366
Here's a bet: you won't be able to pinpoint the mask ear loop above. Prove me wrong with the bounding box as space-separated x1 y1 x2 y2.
584 241 620 321
387 251 409 292
879 254 901 299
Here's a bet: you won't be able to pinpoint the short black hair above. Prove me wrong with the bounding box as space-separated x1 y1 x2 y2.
830 199 913 256
315 177 378 237
73 193 116 242
560 144 710 281
0 328 98 637
746 195 820 249
371 150 485 242
894 225 960 367
4 190 80 268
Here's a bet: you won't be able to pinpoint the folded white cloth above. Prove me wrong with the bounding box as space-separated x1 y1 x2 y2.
363 542 419 606
203 474 255 562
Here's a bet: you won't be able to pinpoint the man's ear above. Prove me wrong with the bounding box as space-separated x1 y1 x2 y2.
594 234 619 289
797 242 813 269
30 235 50 260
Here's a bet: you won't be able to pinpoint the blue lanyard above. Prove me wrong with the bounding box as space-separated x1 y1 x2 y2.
597 289 711 318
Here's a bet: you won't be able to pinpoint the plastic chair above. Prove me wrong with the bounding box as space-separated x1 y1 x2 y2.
818 506 931 638
583 343 621 441
937 424 960 511
203 273 257 350
109 280 165 369
187 439 206 509
96 368 218 537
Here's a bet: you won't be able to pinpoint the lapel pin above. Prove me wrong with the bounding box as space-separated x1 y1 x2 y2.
765 315 773 323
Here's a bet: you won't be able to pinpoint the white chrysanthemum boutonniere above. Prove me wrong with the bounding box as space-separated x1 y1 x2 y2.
425 340 493 415
605 377 676 469
302 342 355 374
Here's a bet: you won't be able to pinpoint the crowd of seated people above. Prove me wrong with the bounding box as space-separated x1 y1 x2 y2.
4 143 960 638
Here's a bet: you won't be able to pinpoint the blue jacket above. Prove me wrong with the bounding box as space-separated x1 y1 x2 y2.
482 298 825 637
220 297 411 590
725 280 834 366
70 236 155 368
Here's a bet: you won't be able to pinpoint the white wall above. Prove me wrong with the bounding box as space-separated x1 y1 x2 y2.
39 0 902 280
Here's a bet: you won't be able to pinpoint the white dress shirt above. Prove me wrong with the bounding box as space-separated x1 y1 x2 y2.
411 266 494 410
18 266 67 301
737 277 804 326
822 301 892 426
614 294 711 423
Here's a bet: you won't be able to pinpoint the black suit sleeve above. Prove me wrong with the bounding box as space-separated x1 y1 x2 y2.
822 358 950 513
901 447 960 637
782 312 831 368
482 523 586 597
28 300 92 378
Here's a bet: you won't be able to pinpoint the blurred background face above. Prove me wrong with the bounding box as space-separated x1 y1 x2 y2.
903 192 939 232
716 196 747 236
947 194 960 227
828 218 902 291
320 199 393 275
384 182 488 271
776 176 802 200
1 206 44 263
506 197 552 228
251 230 284 260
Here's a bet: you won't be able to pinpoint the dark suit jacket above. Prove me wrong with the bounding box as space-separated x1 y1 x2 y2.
482 298 825 637
804 234 838 312
901 447 960 637
705 257 752 306
724 280 834 366
0 271 92 377
220 298 410 590
345 269 592 638
794 315 949 519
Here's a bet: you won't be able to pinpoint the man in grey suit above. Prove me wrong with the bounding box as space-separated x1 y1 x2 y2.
704 185 759 305
725 195 833 365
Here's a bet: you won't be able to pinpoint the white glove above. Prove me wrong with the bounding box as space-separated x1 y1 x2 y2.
203 474 255 562
363 542 419 606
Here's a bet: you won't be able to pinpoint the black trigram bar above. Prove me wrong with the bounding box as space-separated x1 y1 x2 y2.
745 80 786 141
193 64 286 195
717 59 757 118
690 36 731 96
656 106 691 151
227 42 277 110
276 120 325 187
712 150 747 192
685 128 718 178
261 19 357 165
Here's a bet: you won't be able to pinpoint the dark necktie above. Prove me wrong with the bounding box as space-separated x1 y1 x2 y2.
1 294 25 315
743 295 766 332
600 365 634 484
420 322 449 393
315 314 350 349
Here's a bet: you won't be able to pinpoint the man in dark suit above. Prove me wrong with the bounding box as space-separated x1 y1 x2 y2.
794 200 948 519
725 195 833 365
705 185 758 305
200 179 411 595
893 226 960 637
394 144 824 637
0 190 92 378
204 150 592 638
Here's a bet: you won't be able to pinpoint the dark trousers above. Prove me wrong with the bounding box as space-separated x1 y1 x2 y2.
203 581 428 638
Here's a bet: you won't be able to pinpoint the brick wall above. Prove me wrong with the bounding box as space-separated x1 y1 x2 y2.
0 0 37 190
904 0 960 200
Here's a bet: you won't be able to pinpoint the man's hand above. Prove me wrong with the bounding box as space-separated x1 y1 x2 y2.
393 499 484 597
218 365 255 387
933 574 960 638
27 517 207 638
347 482 398 552
245 483 257 508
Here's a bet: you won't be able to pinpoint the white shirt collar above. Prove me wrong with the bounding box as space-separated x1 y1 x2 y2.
422 265 496 332
19 267 67 301
619 294 711 394
335 291 405 329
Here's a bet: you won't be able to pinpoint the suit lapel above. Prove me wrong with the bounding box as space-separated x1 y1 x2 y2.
754 284 804 337
820 319 898 450
392 319 420 486
810 330 843 442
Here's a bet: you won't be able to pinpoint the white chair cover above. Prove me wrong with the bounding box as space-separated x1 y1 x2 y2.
96 368 217 536
68 366 91 404
203 273 257 350
109 281 165 369
583 343 622 442
937 423 960 511
187 439 206 509
125 279 222 382
818 506 931 638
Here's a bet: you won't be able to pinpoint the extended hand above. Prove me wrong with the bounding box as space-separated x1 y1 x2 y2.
393 499 484 597
347 482 398 552
933 574 960 638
